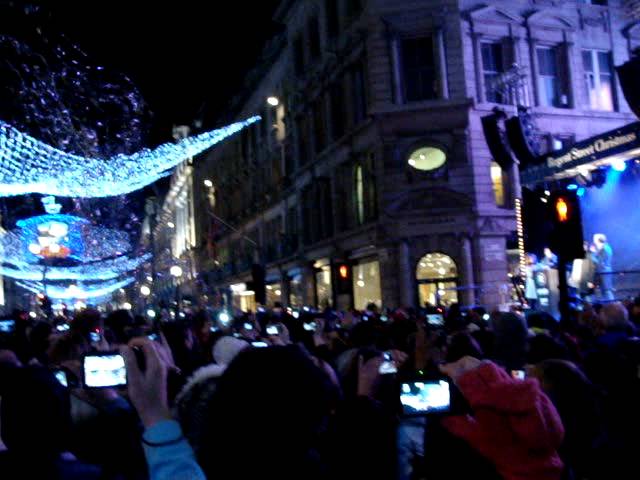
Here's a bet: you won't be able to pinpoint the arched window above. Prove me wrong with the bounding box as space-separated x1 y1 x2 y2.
491 161 506 207
354 164 364 225
416 253 459 307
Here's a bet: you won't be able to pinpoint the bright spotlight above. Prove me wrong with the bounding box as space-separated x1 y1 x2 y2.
612 159 627 172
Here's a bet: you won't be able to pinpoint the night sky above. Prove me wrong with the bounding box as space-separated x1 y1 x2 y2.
0 0 282 142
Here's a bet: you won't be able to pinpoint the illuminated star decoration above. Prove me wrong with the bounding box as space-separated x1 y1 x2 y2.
0 115 260 197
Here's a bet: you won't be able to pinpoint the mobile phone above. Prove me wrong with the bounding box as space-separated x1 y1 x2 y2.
380 315 389 322
400 380 451 416
56 323 70 332
379 351 397 375
511 370 526 380
0 319 16 333
426 314 444 327
482 313 490 321
89 331 101 343
147 333 160 342
53 369 68 387
251 341 269 348
83 352 127 388
243 322 254 331
266 325 279 336
303 321 317 332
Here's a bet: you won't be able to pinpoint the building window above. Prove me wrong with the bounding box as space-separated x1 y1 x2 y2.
266 283 282 307
536 47 569 108
329 80 346 140
583 50 614 111
407 146 447 172
481 42 506 103
309 17 321 60
354 165 364 225
353 260 382 310
351 62 367 126
326 0 339 37
401 37 438 102
315 264 333 308
296 115 310 165
491 162 506 208
416 253 459 307
293 34 305 76
312 97 327 154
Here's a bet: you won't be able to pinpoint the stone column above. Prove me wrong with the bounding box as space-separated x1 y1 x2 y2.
460 236 475 306
398 240 413 308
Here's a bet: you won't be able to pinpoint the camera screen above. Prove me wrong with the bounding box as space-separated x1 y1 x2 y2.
84 354 127 388
147 333 160 342
426 314 444 326
303 321 317 332
400 380 450 415
89 331 101 343
251 341 268 348
56 323 70 332
243 323 253 331
53 370 68 387
0 320 15 333
511 370 526 380
266 325 279 335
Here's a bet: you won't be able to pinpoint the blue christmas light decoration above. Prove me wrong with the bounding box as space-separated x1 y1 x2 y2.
0 253 151 281
3 214 131 263
16 277 135 301
0 115 260 197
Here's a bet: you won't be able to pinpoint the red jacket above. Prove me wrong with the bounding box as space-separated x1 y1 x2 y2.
443 362 565 480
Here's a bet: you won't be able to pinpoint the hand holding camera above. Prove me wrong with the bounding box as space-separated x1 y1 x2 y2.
121 338 171 429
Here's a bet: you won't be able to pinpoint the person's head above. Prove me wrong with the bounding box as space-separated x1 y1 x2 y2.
489 312 528 369
446 332 483 363
199 346 338 478
593 234 607 250
1 367 72 457
527 253 538 265
598 302 632 332
212 336 249 366
71 308 103 339
543 247 553 259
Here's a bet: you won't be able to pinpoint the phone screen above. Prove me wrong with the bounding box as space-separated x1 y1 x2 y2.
83 354 127 388
266 325 279 335
303 321 317 332
400 380 450 415
56 323 70 332
243 323 254 331
89 331 101 343
0 319 16 333
511 370 526 380
379 352 397 374
426 314 444 326
147 333 160 342
251 341 269 348
53 369 68 387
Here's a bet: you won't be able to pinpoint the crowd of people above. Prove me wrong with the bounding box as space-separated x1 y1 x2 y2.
0 297 639 479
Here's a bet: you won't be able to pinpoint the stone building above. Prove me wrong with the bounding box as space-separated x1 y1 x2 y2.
189 0 636 311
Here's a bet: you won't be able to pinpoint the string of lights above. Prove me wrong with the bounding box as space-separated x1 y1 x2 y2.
16 277 135 301
0 115 260 197
0 253 151 282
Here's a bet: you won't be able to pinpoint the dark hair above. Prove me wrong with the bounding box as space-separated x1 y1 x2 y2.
1 366 72 456
446 332 483 363
199 346 338 478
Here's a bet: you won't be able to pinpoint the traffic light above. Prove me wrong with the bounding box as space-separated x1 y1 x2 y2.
334 262 352 295
549 191 584 260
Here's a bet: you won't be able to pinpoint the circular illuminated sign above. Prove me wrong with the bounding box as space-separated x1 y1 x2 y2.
407 147 447 171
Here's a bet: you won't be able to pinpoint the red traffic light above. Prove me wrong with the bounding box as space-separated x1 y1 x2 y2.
339 265 349 279
555 197 569 223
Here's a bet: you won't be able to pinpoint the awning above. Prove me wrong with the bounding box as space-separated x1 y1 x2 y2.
520 122 640 186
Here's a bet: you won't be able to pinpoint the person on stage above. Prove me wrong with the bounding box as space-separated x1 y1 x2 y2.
525 253 539 309
540 248 558 269
592 234 614 301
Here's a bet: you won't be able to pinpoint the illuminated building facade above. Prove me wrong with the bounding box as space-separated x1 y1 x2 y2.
192 0 635 311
